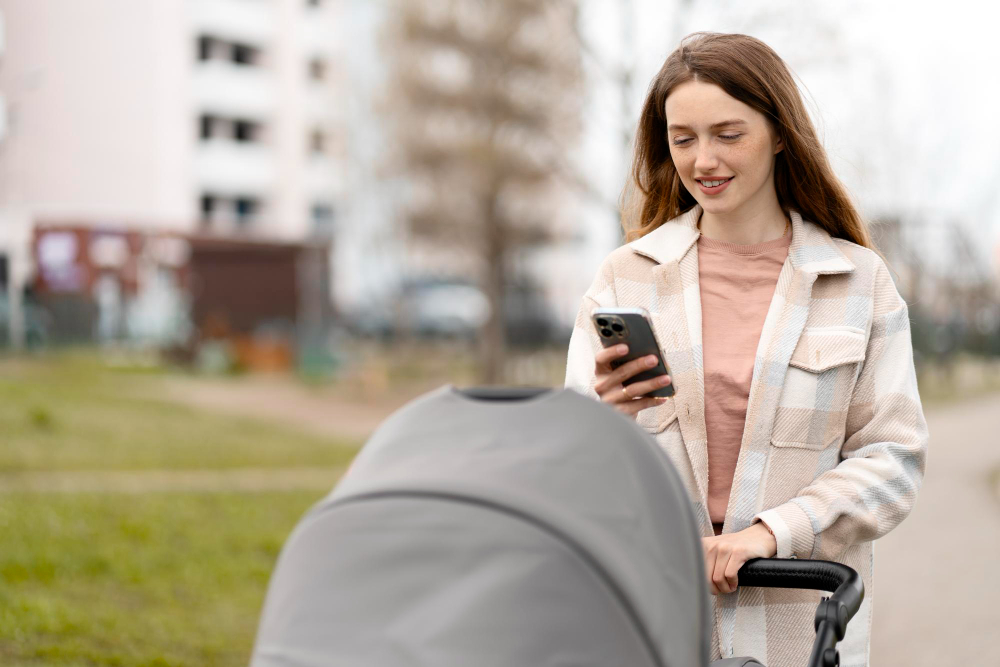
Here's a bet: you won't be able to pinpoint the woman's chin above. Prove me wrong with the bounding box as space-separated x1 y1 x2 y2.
696 198 739 215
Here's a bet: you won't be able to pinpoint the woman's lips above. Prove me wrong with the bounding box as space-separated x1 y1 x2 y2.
696 176 734 195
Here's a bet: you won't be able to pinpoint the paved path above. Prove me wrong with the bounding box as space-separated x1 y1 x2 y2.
870 392 1000 665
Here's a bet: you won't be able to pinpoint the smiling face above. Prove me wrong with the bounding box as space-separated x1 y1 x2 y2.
665 79 783 220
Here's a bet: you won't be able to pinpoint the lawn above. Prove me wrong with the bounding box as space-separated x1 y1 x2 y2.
0 354 361 472
0 352 361 666
0 491 322 666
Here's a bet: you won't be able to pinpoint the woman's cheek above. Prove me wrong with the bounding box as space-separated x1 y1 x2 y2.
730 139 770 180
672 154 694 187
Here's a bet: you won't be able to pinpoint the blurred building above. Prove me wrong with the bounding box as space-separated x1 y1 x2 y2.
0 0 343 349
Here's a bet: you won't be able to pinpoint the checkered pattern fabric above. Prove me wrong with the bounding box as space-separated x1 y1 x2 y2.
565 205 928 666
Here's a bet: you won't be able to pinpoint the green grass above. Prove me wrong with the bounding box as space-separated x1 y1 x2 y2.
0 354 361 472
0 491 321 666
0 352 362 665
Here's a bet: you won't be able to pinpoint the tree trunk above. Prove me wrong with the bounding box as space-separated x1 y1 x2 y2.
479 191 506 384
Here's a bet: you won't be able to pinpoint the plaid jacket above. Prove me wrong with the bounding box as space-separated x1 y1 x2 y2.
565 205 928 666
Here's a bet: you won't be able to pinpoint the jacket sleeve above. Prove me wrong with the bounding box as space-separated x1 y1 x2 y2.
754 259 929 560
564 259 619 399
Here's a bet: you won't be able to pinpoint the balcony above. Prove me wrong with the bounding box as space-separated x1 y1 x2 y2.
193 61 274 119
304 85 339 123
189 0 274 44
304 156 340 199
301 10 336 58
195 139 275 194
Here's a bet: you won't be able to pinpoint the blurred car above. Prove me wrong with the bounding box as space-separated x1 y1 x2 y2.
408 281 490 339
346 277 560 345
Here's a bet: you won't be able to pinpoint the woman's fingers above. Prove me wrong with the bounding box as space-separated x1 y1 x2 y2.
702 538 721 596
593 346 671 420
621 374 672 399
704 537 741 596
594 355 662 399
594 343 629 368
723 553 742 593
618 395 666 416
703 527 772 596
712 546 735 595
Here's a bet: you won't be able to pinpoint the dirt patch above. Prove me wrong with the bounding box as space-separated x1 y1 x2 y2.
149 374 439 441
0 466 344 493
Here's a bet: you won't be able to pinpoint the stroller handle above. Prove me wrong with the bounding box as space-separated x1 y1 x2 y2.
738 558 864 667
738 558 863 615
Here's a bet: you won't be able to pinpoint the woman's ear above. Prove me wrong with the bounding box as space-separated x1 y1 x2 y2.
770 123 784 155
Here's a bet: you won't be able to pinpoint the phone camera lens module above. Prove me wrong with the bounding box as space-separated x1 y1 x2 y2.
600 328 613 337
611 323 624 332
596 318 608 327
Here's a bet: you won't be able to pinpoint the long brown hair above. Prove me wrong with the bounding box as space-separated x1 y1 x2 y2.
622 32 873 249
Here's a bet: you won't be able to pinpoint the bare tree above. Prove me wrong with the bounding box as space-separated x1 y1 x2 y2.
382 0 583 383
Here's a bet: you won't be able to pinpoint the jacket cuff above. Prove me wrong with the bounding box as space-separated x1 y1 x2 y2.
754 502 814 559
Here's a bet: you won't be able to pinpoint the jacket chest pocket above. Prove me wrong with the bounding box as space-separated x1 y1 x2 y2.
771 327 867 450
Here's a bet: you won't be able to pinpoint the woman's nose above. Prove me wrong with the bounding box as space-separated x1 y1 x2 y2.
694 144 719 172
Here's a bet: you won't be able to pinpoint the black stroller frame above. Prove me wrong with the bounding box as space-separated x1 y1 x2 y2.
738 558 864 667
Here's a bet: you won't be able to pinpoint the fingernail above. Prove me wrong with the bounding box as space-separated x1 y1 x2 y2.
656 396 669 402
658 376 671 386
617 345 627 354
645 356 657 367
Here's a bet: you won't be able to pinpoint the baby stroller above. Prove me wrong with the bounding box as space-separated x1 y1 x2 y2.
250 386 863 667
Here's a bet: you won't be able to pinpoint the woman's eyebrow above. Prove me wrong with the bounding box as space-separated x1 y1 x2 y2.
667 119 748 130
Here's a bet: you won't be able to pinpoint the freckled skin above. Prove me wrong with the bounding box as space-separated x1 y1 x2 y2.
665 79 787 244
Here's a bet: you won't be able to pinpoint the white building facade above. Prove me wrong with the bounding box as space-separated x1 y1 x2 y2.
0 0 343 344
0 0 342 237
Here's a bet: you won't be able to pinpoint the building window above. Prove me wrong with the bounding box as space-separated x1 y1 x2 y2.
200 195 216 229
231 43 259 66
197 35 262 66
311 204 334 238
308 58 327 81
233 120 257 143
199 115 263 143
198 36 212 61
200 194 262 229
235 198 258 224
312 203 334 225
199 115 215 140
310 130 326 155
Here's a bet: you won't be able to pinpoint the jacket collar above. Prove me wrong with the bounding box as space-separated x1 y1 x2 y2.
628 203 856 275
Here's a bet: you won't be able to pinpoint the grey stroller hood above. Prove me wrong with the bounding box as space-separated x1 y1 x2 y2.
252 386 711 666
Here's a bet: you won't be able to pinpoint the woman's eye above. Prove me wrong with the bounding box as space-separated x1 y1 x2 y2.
671 134 739 146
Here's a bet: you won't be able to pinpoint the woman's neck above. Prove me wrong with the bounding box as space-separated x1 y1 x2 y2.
698 198 789 245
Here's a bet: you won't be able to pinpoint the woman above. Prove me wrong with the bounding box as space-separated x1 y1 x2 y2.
564 32 928 666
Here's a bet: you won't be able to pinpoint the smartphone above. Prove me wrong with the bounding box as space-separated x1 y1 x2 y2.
591 307 675 398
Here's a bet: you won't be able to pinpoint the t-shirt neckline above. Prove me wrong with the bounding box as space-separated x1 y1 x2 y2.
697 229 792 256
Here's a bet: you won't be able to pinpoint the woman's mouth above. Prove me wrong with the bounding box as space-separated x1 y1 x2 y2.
695 176 734 195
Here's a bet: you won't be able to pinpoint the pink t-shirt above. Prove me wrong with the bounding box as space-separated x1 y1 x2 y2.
697 230 791 534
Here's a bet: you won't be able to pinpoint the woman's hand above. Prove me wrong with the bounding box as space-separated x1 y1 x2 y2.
701 522 777 595
593 344 672 419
